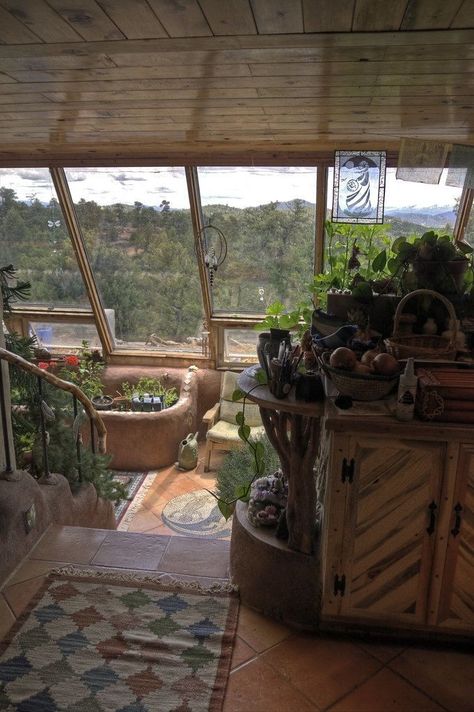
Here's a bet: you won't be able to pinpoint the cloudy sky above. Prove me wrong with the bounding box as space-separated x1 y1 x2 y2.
0 165 461 211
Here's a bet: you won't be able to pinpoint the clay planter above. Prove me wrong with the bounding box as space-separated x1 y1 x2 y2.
413 258 468 291
257 329 291 378
256 331 271 371
91 394 114 411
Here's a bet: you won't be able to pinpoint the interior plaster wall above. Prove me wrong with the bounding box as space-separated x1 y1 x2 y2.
0 302 114 585
0 471 115 584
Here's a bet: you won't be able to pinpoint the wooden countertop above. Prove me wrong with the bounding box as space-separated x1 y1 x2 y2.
238 366 474 441
238 367 325 418
324 399 474 442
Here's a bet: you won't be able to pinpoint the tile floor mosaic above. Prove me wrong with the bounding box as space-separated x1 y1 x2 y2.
1 443 473 711
2 525 473 711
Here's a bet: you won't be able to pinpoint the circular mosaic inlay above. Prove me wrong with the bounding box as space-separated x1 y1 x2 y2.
162 489 232 538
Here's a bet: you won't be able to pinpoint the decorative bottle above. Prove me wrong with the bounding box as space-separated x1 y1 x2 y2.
396 358 418 422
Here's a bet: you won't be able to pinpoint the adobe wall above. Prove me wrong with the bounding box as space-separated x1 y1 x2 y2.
99 365 222 470
0 470 115 585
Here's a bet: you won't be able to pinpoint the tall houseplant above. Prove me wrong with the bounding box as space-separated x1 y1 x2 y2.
383 231 473 298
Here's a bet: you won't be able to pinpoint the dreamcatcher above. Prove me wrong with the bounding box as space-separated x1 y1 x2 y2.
197 223 227 287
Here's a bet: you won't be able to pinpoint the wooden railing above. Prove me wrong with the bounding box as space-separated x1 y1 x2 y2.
0 347 107 481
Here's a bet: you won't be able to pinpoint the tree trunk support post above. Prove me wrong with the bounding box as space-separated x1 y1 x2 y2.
238 368 324 555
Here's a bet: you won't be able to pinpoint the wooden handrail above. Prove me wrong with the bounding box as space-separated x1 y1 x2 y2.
0 347 107 454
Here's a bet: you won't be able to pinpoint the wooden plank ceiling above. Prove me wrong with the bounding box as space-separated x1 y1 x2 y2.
0 0 472 164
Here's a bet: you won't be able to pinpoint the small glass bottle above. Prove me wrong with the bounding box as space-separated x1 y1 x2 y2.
396 358 418 422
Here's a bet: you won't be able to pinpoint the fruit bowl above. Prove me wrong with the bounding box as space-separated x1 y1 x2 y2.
321 352 400 401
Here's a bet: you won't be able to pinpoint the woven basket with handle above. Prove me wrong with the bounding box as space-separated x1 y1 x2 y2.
384 289 457 360
320 352 399 401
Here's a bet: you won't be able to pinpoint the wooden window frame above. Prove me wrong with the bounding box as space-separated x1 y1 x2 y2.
5 157 471 369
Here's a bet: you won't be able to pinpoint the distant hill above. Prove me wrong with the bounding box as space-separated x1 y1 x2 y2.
275 199 314 210
385 205 456 228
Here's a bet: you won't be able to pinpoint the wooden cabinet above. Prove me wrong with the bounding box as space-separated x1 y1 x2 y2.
322 425 474 637
428 443 474 632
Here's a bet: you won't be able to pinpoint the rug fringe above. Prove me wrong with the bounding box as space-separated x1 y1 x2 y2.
51 565 239 594
117 472 159 531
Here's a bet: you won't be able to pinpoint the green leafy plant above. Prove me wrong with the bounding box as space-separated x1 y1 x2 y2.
215 434 279 505
33 386 126 502
119 376 178 408
1 263 31 314
323 221 392 290
253 300 302 332
59 341 105 399
1 267 122 503
210 368 271 520
384 231 473 296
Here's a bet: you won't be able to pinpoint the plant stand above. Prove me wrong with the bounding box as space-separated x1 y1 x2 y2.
237 368 324 554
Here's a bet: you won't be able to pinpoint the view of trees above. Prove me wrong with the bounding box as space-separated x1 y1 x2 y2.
0 186 315 348
0 164 470 354
203 198 315 314
73 196 203 345
0 187 88 308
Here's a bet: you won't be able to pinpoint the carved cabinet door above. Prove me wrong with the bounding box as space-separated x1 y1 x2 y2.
325 436 445 628
428 442 474 633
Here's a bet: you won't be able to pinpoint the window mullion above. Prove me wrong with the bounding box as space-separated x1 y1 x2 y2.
315 164 327 275
185 165 215 362
454 187 474 243
49 167 114 357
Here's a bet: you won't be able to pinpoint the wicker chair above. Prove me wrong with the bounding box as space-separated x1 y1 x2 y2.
202 371 265 472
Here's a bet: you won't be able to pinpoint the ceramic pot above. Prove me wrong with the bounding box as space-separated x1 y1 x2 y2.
269 327 291 343
413 259 468 291
91 394 113 411
295 372 325 402
256 332 272 372
177 432 199 470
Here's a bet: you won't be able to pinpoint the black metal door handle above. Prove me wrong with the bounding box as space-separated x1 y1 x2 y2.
426 501 437 535
451 502 463 537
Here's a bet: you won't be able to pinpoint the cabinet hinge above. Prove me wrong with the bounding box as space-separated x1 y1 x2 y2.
426 500 438 535
333 574 346 597
451 502 463 538
341 457 355 483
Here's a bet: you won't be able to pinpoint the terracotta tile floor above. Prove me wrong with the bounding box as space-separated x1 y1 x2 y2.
120 442 228 537
1 524 473 711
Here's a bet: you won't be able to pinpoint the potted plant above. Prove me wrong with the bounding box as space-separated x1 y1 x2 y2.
91 394 114 411
253 300 304 373
118 376 178 412
385 231 473 296
57 343 113 411
253 300 301 338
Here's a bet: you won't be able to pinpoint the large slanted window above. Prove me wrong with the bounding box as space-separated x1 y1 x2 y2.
197 167 317 316
65 167 205 354
0 168 100 351
326 167 463 240
322 167 464 290
0 168 89 308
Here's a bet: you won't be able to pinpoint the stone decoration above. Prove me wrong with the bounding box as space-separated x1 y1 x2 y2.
247 471 288 528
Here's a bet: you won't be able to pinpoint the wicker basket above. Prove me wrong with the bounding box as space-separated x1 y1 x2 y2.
321 352 399 401
384 289 457 360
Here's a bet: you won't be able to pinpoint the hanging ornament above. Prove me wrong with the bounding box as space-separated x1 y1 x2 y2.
197 223 227 288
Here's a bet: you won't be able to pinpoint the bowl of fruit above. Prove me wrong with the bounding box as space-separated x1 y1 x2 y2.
321 347 401 401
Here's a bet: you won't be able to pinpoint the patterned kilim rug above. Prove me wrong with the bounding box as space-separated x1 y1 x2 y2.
0 567 238 712
113 472 158 530
162 490 232 538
